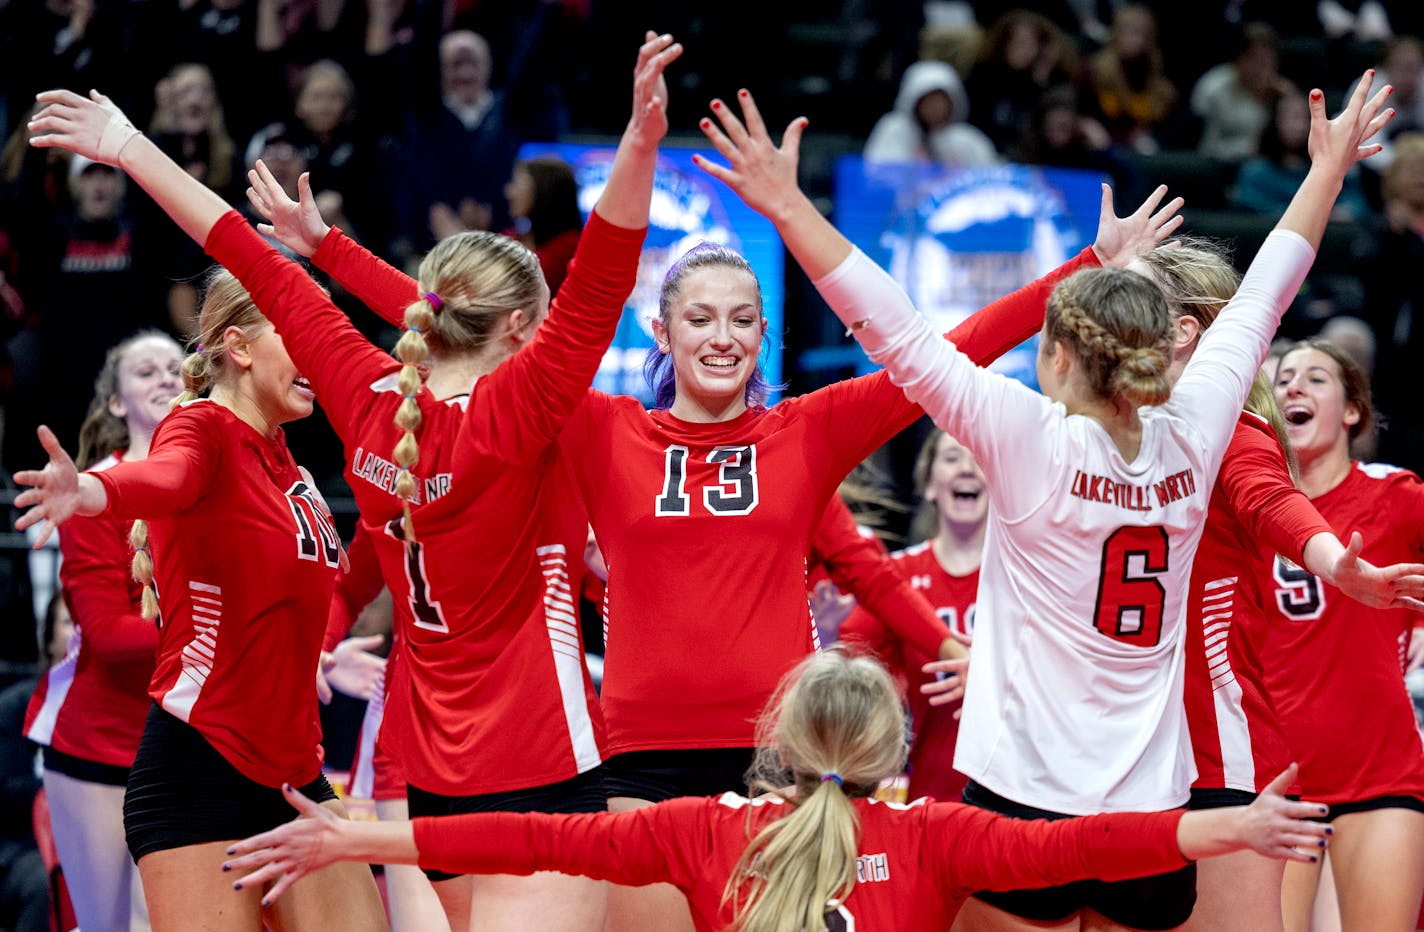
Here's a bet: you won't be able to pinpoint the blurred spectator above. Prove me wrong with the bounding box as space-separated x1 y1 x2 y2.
500 156 583 296
140 63 244 339
0 0 124 131
965 9 1080 152
1190 22 1295 161
919 20 985 77
864 61 998 167
149 63 241 199
1317 0 1392 42
4 154 165 468
1359 132 1424 472
1320 315 1377 376
1008 85 1134 190
1231 87 1370 220
389 29 523 267
1084 5 1182 154
288 59 383 245
1355 36 1424 173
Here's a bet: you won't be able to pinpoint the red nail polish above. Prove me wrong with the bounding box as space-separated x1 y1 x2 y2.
711 100 721 110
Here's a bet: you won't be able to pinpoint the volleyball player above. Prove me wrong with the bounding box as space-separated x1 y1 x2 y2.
249 118 1183 932
222 649 1334 932
689 73 1394 931
1262 338 1424 932
13 285 385 928
22 331 181 931
26 30 682 932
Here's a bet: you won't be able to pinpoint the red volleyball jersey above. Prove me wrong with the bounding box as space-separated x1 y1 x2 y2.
1241 462 1424 803
217 209 643 795
809 494 951 659
1183 414 1332 793
308 226 1099 759
840 541 978 801
24 453 157 768
413 792 1188 931
91 403 339 787
559 250 1099 756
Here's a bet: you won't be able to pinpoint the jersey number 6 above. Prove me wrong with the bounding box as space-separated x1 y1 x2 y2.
1093 525 1169 647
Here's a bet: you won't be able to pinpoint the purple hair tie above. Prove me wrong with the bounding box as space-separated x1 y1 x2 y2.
820 772 844 788
195 343 206 354
423 292 443 313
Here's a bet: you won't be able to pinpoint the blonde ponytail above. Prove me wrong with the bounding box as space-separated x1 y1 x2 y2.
392 296 436 542
130 519 160 620
724 650 908 932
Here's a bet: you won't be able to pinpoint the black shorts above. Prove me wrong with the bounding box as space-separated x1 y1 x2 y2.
43 745 130 787
601 747 758 803
124 703 336 863
1320 793 1424 822
1188 787 1257 810
407 766 607 882
962 780 1198 931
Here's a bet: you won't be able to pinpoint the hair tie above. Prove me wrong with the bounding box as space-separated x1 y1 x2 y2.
195 343 205 354
423 291 443 313
820 772 844 788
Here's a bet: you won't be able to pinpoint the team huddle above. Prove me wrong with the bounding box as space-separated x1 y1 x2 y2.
12 30 1424 932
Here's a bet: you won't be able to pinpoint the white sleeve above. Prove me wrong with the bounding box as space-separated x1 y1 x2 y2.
1170 229 1316 467
813 248 1060 517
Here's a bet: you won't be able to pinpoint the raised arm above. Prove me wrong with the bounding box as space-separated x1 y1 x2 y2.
692 90 1183 462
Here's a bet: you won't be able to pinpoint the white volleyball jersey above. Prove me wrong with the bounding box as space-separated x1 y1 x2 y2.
816 231 1316 814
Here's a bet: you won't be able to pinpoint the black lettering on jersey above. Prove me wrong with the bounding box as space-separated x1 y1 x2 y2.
1273 556 1325 621
655 445 691 516
385 517 450 633
704 445 758 515
287 481 342 568
824 904 855 931
654 444 761 516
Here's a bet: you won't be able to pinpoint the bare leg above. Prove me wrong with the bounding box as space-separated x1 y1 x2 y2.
432 875 473 932
468 873 605 932
373 797 450 932
1182 849 1285 932
603 796 694 932
260 797 386 932
138 841 265 932
1281 856 1324 932
1328 808 1424 932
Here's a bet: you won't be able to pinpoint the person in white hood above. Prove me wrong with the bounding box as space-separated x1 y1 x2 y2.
865 60 1000 166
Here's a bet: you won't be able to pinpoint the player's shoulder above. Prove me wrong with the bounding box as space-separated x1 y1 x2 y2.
890 540 932 561
1354 460 1424 489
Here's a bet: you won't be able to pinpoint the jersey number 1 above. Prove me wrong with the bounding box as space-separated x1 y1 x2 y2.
386 517 450 634
1093 525 1169 647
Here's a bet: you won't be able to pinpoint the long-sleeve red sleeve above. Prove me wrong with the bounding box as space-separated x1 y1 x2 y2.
58 514 156 662
324 524 385 653
204 212 401 449
810 496 949 658
935 805 1188 894
93 411 218 520
1217 416 1331 566
411 793 1190 931
310 226 418 326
